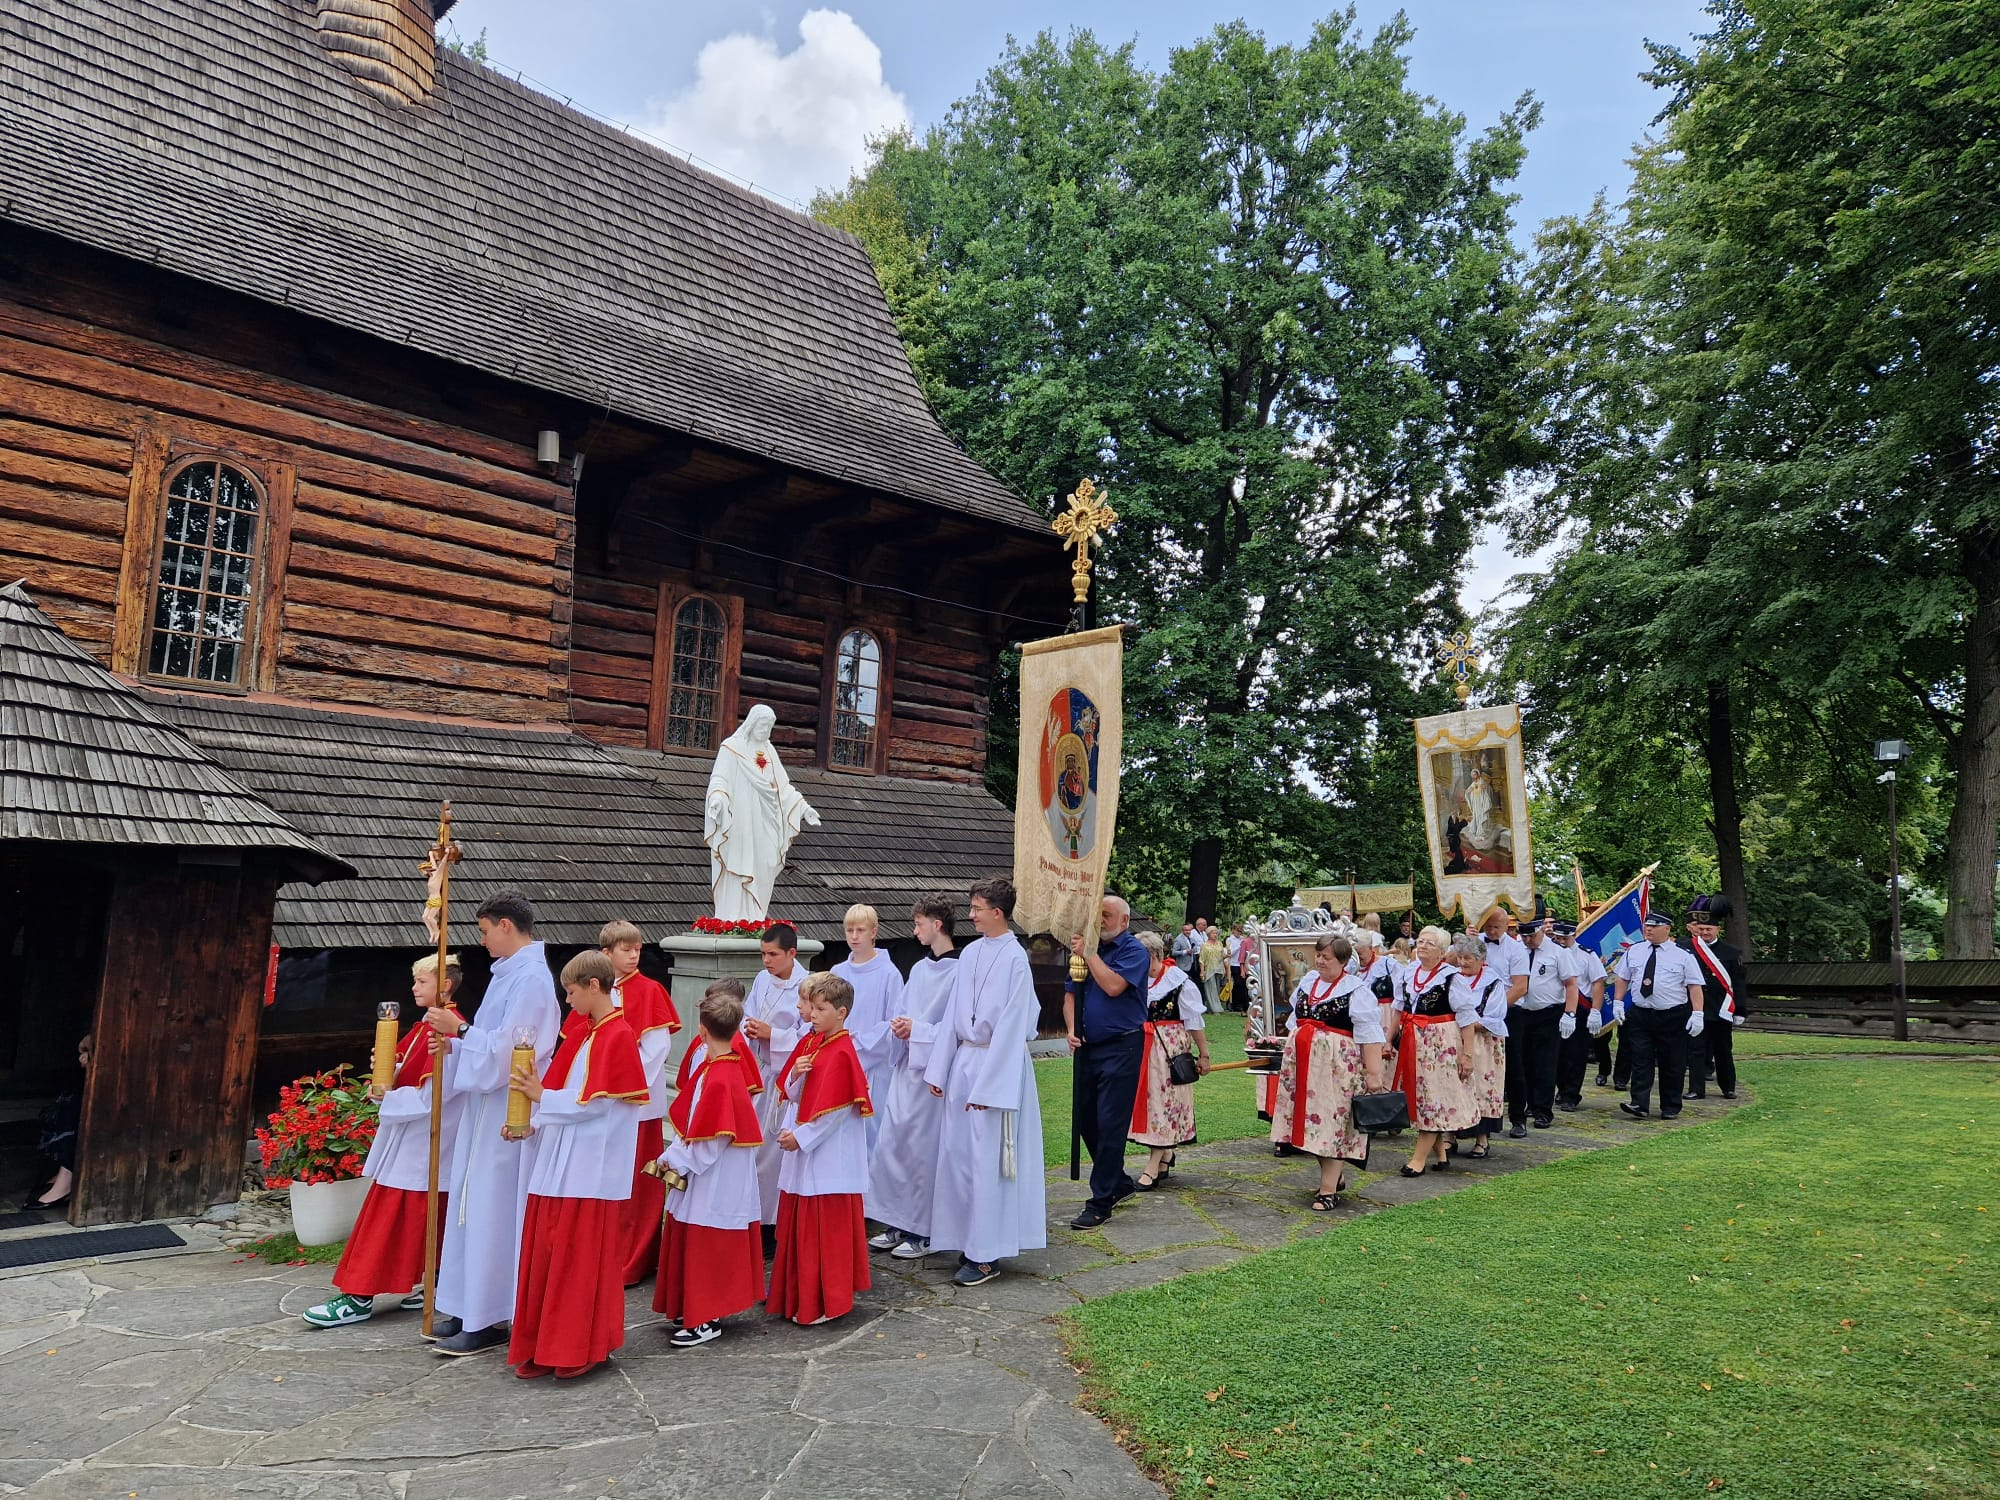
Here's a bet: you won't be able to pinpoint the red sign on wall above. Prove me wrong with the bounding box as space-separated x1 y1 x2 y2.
264 944 280 1008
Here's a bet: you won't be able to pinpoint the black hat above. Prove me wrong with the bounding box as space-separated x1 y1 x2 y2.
1641 910 1672 929
1550 918 1577 937
1686 894 1732 923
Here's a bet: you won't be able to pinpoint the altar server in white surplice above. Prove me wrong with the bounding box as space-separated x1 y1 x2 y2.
922 877 1045 1287
832 904 903 1154
741 921 807 1227
864 894 960 1260
426 891 560 1356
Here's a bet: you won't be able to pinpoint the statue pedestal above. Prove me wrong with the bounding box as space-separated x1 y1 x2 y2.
656 933 824 1096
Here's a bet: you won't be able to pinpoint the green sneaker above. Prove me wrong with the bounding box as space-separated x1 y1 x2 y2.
302 1293 374 1329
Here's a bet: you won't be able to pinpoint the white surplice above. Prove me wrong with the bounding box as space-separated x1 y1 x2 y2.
662 1064 763 1231
435 941 560 1331
833 949 903 1154
523 1031 644 1200
922 932 1046 1264
614 976 675 1122
360 1039 463 1193
742 964 805 1224
863 951 958 1236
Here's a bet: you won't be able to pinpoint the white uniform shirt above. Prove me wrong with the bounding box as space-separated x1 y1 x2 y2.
1480 933 1530 984
1616 940 1706 1009
1519 940 1579 1010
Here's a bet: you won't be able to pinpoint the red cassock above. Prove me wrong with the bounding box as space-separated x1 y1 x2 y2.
652 1051 765 1329
509 1011 649 1375
767 1030 873 1325
331 1009 459 1297
614 972 680 1286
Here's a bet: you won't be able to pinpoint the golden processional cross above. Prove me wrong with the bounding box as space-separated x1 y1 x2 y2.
1437 630 1481 703
1053 477 1118 631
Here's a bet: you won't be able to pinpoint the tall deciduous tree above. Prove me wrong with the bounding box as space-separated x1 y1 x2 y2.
817 15 1537 919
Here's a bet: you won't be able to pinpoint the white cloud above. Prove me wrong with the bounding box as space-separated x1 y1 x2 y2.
639 10 909 207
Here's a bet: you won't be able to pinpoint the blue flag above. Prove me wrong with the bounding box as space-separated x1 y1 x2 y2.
1576 872 1651 1023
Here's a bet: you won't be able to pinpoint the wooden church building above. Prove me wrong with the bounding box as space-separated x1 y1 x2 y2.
0 0 1061 1223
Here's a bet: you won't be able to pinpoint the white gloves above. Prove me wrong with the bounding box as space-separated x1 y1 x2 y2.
1558 1013 1577 1040
1612 1000 1627 1026
1686 1010 1706 1038
1586 1010 1604 1037
1730 1013 1746 1027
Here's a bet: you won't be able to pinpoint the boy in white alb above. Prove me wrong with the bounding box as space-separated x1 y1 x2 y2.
769 973 874 1324
741 922 806 1232
426 891 560 1357
832 903 903 1154
864 894 959 1260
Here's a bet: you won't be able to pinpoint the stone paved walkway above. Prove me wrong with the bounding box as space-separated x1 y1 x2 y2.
0 1083 1742 1499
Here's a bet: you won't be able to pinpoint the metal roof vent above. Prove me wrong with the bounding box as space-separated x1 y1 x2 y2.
315 0 440 105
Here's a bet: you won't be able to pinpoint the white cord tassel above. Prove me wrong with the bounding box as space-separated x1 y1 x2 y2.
1000 1110 1016 1181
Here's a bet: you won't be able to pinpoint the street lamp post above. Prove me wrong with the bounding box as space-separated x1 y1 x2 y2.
1874 739 1910 1041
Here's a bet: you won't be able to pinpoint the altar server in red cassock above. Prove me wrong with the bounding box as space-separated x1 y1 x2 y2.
768 973 874 1325
303 954 465 1329
507 951 649 1379
598 920 681 1284
653 981 765 1347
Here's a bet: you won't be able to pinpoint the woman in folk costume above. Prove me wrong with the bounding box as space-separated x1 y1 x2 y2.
769 973 875 1325
507 952 650 1379
304 954 466 1329
1393 926 1479 1176
865 894 960 1261
1271 935 1385 1210
654 984 766 1348
1128 931 1211 1189
1449 933 1511 1158
1353 929 1402 1089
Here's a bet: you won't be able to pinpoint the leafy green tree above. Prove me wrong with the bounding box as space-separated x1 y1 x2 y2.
816 15 1538 920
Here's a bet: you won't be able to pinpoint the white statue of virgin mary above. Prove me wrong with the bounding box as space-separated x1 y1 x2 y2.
703 705 821 921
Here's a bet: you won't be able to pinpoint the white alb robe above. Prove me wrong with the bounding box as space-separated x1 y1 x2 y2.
435 941 560 1331
743 964 805 1224
359 1041 463 1192
661 1067 764 1231
863 951 958 1236
833 949 903 1153
523 1031 644 1200
922 932 1046 1264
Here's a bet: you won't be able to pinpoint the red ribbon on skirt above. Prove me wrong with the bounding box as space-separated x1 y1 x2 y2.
1287 1020 1351 1148
1393 1010 1460 1120
1130 1020 1187 1134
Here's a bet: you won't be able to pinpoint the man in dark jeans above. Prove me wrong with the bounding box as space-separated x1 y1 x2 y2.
1064 894 1151 1229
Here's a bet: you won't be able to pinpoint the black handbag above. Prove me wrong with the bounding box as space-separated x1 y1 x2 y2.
1167 1049 1202 1086
1351 1089 1411 1134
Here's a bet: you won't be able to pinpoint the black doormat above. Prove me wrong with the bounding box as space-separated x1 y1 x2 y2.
0 1210 58 1231
0 1224 184 1268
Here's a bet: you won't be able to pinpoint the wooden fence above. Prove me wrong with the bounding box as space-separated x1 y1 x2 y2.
1744 961 2000 1043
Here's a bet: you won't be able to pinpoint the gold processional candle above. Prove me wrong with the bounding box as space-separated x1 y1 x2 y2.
503 1026 537 1139
371 1001 401 1090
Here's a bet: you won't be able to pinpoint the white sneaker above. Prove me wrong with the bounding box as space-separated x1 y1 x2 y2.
889 1236 931 1260
398 1286 427 1313
867 1229 902 1252
302 1293 373 1328
669 1321 721 1348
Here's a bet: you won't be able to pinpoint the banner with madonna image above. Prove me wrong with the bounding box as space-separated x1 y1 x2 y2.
1414 703 1535 921
1013 625 1124 944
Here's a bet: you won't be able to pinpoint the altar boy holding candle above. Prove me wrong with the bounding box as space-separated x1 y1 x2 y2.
506 951 650 1379
768 973 874 1325
653 982 766 1347
599 920 681 1285
303 955 466 1329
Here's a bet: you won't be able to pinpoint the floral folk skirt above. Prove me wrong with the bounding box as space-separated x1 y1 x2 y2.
1409 1020 1478 1134
1466 1028 1505 1134
1269 1026 1369 1164
1130 1022 1198 1149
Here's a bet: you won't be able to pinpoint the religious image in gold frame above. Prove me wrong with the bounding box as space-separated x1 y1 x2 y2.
1414 704 1534 920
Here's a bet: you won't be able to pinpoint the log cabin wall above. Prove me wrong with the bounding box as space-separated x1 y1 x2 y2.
0 230 576 722
573 513 997 783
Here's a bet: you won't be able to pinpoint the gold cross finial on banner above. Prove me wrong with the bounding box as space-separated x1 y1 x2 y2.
1437 630 1482 703
1053 478 1118 626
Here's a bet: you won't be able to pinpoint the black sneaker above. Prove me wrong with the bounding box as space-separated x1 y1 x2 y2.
1686 1090 1707 1100
1661 1110 1681 1120
434 1325 508 1357
1721 1090 1737 1100
1532 1116 1553 1129
1618 1102 1649 1119
953 1260 1000 1287
420 1315 462 1343
1594 1074 1611 1088
1556 1100 1580 1112
670 1321 721 1349
1508 1123 1527 1139
1070 1206 1111 1229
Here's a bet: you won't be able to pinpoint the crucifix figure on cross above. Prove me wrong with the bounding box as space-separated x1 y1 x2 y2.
1437 630 1482 703
1053 477 1118 632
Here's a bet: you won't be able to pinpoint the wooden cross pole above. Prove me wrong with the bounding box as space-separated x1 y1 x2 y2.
417 802 462 1339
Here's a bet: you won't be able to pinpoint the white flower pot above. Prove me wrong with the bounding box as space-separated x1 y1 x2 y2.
289 1176 371 1246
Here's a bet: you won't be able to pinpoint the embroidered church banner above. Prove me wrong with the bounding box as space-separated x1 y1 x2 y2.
1415 703 1534 921
1014 625 1124 944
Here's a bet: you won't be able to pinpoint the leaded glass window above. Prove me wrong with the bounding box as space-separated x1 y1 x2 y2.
830 627 881 769
664 594 726 749
146 460 261 685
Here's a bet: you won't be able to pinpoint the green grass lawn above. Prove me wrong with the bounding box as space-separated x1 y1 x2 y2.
1035 1014 1268 1168
1064 1049 2000 1499
1734 1029 2000 1057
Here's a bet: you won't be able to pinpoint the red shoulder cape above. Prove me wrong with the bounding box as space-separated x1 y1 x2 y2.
543 1010 651 1105
777 1029 873 1123
394 1008 462 1088
616 971 682 1037
669 1052 764 1146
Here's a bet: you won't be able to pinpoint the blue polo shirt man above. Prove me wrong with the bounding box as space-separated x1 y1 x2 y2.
1064 894 1151 1227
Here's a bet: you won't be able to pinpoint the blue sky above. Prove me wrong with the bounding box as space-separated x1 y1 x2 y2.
445 1 1711 607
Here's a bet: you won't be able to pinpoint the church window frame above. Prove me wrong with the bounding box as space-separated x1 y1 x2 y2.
648 582 742 754
822 622 893 775
139 455 268 690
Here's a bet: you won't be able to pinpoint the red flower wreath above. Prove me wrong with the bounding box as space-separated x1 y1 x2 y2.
690 916 795 936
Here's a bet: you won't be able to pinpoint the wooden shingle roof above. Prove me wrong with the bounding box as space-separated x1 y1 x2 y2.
153 693 1015 950
0 0 1046 535
0 582 349 881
